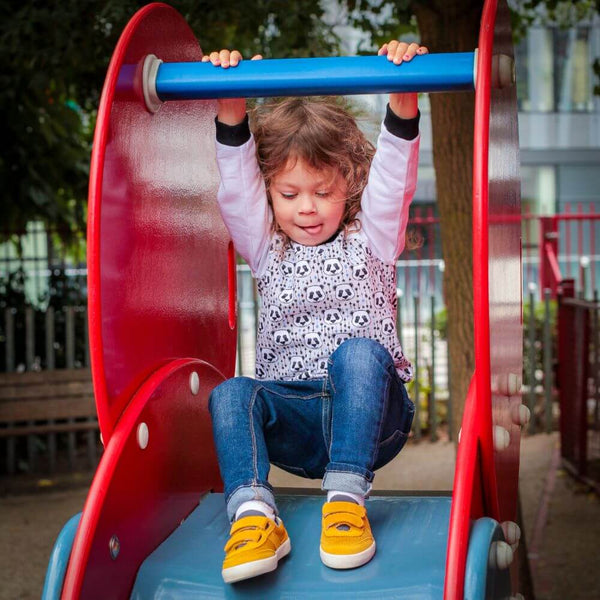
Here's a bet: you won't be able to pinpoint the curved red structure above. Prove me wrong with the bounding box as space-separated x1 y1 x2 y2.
63 4 236 598
51 1 523 598
86 2 236 442
444 0 522 597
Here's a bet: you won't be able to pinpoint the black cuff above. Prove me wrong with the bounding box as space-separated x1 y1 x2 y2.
384 104 420 141
215 114 251 146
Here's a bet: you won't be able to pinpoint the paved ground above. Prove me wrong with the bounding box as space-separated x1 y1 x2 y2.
1 431 598 599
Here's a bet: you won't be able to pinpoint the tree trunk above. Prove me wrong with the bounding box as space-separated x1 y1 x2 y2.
411 1 484 438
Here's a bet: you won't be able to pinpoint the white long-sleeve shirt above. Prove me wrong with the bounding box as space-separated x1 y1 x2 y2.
216 115 420 382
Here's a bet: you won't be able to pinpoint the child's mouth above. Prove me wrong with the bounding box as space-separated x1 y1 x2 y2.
300 224 323 235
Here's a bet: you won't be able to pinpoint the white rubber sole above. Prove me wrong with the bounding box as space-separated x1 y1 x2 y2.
222 537 291 584
320 541 376 569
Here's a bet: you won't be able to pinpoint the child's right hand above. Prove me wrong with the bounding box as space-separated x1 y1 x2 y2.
201 49 262 126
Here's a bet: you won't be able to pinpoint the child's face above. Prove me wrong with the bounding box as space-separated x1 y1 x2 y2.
269 157 347 246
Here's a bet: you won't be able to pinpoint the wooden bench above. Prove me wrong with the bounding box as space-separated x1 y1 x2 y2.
0 368 99 475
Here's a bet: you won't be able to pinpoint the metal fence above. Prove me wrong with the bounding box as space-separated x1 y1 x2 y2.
0 275 450 477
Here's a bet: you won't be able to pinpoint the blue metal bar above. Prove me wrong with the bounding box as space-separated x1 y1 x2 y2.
155 53 475 100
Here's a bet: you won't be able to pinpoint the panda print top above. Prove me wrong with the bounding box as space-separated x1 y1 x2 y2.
215 108 420 382
255 232 414 382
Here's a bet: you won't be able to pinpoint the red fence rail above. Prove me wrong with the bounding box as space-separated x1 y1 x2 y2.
525 209 600 300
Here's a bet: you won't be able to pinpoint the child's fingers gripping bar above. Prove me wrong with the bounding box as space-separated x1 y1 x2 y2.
142 52 477 108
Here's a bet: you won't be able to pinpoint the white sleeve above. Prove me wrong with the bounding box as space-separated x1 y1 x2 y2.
358 123 420 264
216 135 272 276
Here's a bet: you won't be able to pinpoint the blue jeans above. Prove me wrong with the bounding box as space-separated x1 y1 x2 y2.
208 338 415 522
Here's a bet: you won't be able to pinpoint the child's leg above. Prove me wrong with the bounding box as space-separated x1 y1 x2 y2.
323 337 414 496
320 337 414 569
209 376 277 522
209 376 328 583
209 376 329 521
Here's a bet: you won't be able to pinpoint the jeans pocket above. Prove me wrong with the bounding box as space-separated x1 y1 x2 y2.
272 461 310 479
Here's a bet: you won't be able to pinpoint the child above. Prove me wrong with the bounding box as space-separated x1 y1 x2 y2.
205 40 427 584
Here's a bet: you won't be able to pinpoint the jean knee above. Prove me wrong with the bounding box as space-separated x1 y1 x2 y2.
209 377 257 423
329 337 392 376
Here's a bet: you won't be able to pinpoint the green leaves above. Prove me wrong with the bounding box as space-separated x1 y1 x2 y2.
1 0 341 240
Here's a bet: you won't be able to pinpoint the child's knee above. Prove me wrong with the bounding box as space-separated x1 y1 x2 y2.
329 338 391 373
209 376 256 418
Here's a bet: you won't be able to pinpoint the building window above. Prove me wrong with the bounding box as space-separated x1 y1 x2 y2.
516 23 600 113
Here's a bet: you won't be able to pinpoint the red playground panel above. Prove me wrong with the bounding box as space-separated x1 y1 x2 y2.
44 1 525 598
87 3 236 442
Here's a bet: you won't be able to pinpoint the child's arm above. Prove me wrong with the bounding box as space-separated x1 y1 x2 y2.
201 50 263 125
359 41 428 264
377 41 428 119
202 49 272 276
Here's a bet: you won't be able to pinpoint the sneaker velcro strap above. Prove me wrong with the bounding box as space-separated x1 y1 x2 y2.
322 501 366 518
323 511 364 530
224 516 273 552
230 516 271 534
322 502 366 534
224 528 263 553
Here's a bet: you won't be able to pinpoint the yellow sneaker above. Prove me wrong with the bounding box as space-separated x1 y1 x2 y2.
320 501 376 569
222 515 291 583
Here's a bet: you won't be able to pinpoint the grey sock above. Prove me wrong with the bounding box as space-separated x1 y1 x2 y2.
236 509 269 520
329 494 359 504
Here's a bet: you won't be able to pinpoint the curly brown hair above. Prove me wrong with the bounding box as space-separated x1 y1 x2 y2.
251 97 373 241
250 97 422 251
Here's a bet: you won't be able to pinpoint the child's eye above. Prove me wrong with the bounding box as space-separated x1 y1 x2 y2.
316 191 330 197
281 192 297 199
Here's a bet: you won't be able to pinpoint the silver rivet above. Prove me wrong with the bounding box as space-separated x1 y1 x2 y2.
511 403 531 427
137 422 149 450
501 521 521 551
109 535 120 560
508 373 521 395
190 371 199 395
494 426 510 451
489 540 513 570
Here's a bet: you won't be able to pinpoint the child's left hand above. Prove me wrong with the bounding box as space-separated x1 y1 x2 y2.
378 40 429 120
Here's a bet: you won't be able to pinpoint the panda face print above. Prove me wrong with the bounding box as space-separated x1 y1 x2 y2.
294 313 311 327
317 357 329 372
279 289 294 304
306 285 325 303
256 365 266 378
374 292 386 309
334 333 350 347
290 356 305 372
298 370 312 380
324 308 342 325
381 317 395 335
295 260 311 277
352 264 368 281
280 261 294 276
268 305 283 321
304 332 322 349
352 310 370 328
323 258 342 277
261 348 278 363
273 329 291 345
335 283 354 301
262 274 271 286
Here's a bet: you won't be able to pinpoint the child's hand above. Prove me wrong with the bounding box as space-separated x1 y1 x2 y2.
378 41 428 120
202 49 263 126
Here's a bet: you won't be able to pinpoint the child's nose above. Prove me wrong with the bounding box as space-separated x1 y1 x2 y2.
298 195 317 214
